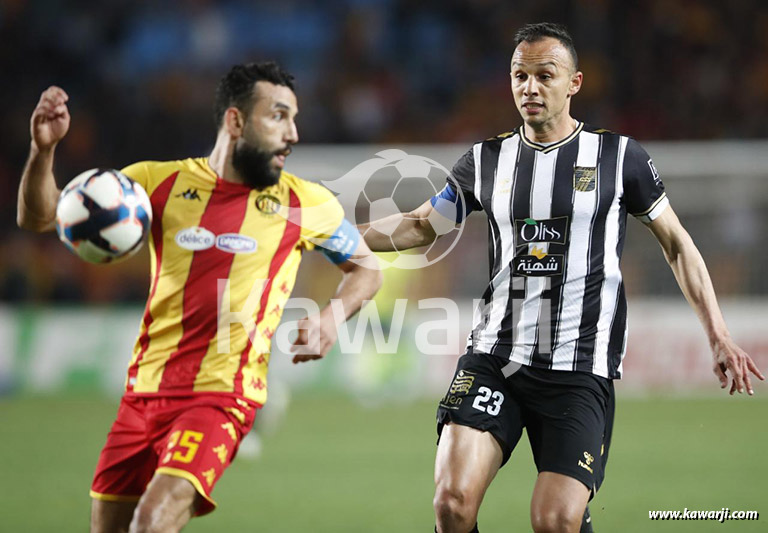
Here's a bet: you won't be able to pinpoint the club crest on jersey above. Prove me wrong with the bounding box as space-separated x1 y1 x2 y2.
573 166 597 192
255 194 282 215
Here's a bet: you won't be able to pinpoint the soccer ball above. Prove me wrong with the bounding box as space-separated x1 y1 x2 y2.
55 168 152 264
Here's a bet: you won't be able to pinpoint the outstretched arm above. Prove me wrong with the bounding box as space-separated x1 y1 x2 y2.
359 199 438 252
290 238 383 363
647 206 765 394
18 86 71 232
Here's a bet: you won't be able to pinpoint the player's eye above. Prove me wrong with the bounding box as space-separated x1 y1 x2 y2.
515 73 527 81
540 74 552 81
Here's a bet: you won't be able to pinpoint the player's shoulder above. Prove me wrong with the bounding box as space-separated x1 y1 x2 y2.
580 123 636 142
122 157 213 179
279 171 336 205
482 129 521 145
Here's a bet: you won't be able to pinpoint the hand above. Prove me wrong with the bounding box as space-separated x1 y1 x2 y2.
31 86 70 151
711 337 765 395
290 312 339 364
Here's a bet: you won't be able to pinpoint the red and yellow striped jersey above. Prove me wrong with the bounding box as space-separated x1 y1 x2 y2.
120 157 344 406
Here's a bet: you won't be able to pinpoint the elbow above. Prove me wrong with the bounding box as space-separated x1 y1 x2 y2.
17 212 53 233
372 267 384 293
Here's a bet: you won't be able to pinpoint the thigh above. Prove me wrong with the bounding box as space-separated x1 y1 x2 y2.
149 396 256 516
520 369 611 497
437 351 525 465
91 397 156 503
434 423 504 506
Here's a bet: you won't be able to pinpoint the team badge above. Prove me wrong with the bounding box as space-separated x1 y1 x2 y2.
449 370 476 394
255 194 281 215
573 166 597 192
441 370 476 409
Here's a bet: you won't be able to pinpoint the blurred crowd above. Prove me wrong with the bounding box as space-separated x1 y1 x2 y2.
3 0 768 303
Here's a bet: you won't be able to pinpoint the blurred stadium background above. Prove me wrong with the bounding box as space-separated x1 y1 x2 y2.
1 1 767 531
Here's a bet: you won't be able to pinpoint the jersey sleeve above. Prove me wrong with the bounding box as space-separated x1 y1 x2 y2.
120 161 153 194
431 147 482 223
295 180 360 263
622 139 669 223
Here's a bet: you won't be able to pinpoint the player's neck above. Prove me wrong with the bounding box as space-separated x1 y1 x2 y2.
523 116 579 144
208 132 243 184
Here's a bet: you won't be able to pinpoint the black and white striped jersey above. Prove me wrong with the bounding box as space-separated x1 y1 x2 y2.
445 122 668 379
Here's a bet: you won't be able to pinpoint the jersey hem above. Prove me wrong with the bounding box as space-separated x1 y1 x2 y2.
123 390 263 409
89 491 142 503
467 347 621 380
155 467 217 515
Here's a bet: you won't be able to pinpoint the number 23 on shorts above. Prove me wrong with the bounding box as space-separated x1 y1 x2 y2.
163 430 204 464
472 386 504 416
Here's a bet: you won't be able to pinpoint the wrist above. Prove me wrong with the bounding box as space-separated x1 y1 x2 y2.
709 331 732 351
30 141 55 157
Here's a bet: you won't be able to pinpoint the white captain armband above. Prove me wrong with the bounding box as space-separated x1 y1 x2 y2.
318 219 360 264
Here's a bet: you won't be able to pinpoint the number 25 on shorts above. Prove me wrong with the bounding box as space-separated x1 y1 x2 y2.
164 430 204 464
472 386 504 416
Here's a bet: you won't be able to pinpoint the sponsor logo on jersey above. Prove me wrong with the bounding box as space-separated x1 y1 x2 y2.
513 252 564 277
255 194 281 215
573 166 597 192
215 234 257 254
515 217 569 245
175 227 215 250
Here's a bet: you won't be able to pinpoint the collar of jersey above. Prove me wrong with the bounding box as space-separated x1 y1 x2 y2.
195 157 267 193
519 121 583 154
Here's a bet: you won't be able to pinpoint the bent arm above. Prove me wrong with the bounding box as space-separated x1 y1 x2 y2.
291 238 383 363
18 145 60 232
18 86 71 232
647 206 764 393
359 199 438 252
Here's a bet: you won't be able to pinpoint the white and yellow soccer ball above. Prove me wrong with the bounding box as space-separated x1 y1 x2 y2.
55 168 152 264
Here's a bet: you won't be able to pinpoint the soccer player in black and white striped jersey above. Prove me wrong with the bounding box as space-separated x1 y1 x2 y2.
362 22 764 533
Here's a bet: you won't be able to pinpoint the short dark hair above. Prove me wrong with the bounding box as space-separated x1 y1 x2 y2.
214 61 295 128
513 23 578 71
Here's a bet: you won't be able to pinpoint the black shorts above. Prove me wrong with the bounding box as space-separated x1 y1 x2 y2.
436 349 615 496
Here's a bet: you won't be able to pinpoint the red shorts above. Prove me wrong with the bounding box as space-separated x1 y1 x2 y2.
90 394 258 515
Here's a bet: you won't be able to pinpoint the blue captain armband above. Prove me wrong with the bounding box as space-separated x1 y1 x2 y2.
430 184 471 224
318 218 360 264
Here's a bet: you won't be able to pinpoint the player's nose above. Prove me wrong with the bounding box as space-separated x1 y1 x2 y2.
523 77 539 96
285 120 299 144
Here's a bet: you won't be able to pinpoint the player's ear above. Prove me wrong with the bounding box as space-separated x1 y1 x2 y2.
567 71 583 98
224 107 245 138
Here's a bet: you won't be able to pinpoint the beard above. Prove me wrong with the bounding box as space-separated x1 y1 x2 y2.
231 140 282 189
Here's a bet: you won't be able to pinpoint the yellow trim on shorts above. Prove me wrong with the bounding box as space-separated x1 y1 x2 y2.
89 490 142 502
155 467 217 510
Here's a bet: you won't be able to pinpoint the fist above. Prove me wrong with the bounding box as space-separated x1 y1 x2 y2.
31 86 70 150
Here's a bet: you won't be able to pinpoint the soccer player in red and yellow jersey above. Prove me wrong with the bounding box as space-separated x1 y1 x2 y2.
18 62 382 532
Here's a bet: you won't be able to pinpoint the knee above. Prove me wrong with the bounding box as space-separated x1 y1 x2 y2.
531 504 583 533
129 500 169 533
433 485 478 530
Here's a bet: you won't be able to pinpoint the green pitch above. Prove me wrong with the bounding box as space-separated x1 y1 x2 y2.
1 393 765 532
